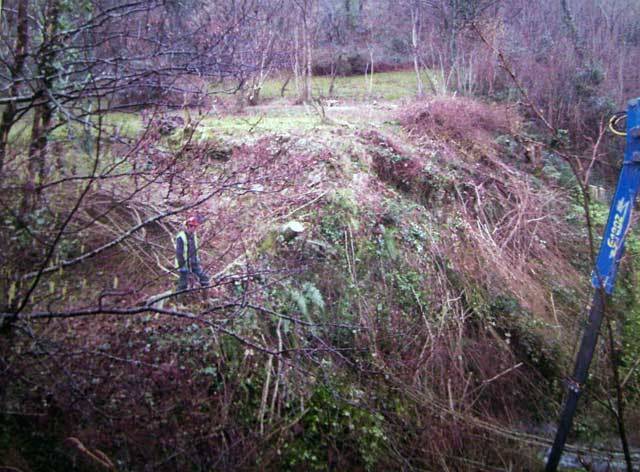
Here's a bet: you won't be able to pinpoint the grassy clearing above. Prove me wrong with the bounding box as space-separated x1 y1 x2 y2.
103 112 143 136
198 111 318 135
6 69 428 167
7 111 143 150
7 120 32 148
259 69 433 101
104 108 320 138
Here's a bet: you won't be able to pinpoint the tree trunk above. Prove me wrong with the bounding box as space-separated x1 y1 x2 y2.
248 30 276 106
28 105 45 182
368 49 374 96
302 10 313 103
560 0 585 64
328 60 337 97
0 0 29 176
280 74 291 97
293 26 301 101
294 0 314 104
606 321 634 472
411 6 424 97
27 0 60 186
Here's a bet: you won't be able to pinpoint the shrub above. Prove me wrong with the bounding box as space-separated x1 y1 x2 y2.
399 96 518 154
312 50 371 76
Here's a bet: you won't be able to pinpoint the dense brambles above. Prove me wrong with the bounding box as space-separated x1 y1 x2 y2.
5 91 632 470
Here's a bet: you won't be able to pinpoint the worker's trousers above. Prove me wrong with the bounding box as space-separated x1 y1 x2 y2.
176 265 210 291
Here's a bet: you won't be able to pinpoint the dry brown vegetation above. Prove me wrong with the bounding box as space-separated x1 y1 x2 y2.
0 95 634 470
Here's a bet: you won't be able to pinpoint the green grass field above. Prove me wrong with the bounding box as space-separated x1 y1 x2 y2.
6 70 433 155
253 69 434 101
198 112 318 135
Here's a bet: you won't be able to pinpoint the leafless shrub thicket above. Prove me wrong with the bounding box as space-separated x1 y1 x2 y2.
398 98 585 317
308 0 639 143
0 121 342 467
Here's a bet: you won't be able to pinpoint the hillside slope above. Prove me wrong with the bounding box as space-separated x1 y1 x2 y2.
2 95 636 471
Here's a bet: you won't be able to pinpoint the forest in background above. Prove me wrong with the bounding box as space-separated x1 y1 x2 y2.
2 0 640 470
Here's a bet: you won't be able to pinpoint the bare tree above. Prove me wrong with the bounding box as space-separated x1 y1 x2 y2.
292 0 317 103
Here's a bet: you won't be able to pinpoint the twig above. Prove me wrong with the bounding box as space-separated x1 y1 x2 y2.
621 355 640 389
472 22 555 134
481 362 523 386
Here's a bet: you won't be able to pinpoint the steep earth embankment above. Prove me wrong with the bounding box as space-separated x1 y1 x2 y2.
3 96 628 471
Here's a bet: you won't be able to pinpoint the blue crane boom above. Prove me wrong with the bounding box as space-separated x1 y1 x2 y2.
546 98 640 471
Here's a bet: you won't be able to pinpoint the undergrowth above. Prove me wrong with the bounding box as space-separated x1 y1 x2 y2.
1 95 633 471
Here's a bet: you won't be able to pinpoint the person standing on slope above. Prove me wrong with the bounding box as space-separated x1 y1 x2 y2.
175 215 210 291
